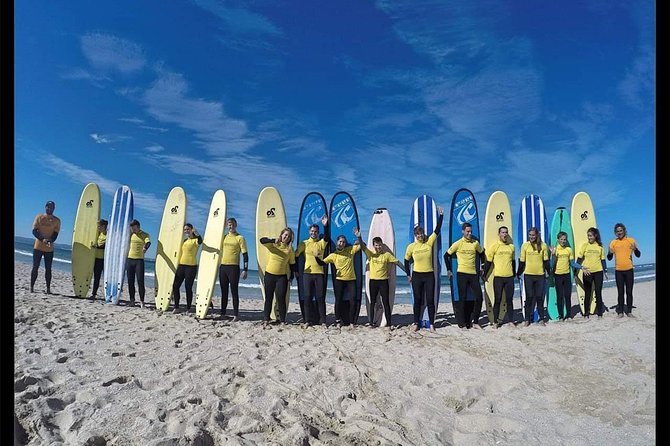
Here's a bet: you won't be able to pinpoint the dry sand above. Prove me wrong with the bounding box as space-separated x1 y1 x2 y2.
14 262 655 445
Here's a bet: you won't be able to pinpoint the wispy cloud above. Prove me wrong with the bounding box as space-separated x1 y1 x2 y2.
90 133 131 144
60 68 111 87
193 0 282 36
81 33 146 73
118 117 144 124
145 145 165 153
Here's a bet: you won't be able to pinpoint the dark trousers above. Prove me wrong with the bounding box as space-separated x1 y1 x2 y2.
493 276 515 324
615 269 634 314
219 264 241 316
554 273 572 319
583 271 604 316
303 273 327 324
523 274 546 322
173 264 197 308
368 279 391 327
333 279 356 325
31 249 54 291
263 272 288 322
91 258 104 297
126 258 146 302
411 271 436 326
456 272 483 327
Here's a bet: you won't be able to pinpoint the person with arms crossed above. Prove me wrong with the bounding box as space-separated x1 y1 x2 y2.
549 231 581 320
607 223 639 317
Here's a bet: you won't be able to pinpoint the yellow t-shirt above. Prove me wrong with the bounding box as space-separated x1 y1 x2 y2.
578 242 605 272
128 230 151 260
519 242 549 275
363 247 400 280
608 237 637 271
404 232 438 273
322 244 362 281
446 237 483 274
221 233 248 265
32 213 61 253
487 240 515 277
553 245 573 275
262 242 296 275
179 237 201 266
295 238 328 274
95 232 107 260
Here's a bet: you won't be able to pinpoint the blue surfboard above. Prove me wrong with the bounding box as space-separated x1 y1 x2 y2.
329 191 363 324
448 189 480 321
409 195 442 328
297 192 329 324
517 194 550 322
104 185 134 304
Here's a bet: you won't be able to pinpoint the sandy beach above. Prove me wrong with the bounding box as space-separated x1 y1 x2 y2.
14 261 655 445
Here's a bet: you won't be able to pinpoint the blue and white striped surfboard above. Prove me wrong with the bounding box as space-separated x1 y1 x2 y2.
517 194 550 321
104 185 134 304
409 195 442 328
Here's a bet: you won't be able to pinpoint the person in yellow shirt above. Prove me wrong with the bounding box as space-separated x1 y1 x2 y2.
90 219 108 299
315 228 363 327
219 218 249 320
172 224 202 313
549 231 580 321
126 219 151 308
361 235 406 329
517 227 550 326
576 227 608 319
259 227 296 325
444 219 483 329
483 226 516 328
295 215 329 327
607 223 640 317
31 200 61 294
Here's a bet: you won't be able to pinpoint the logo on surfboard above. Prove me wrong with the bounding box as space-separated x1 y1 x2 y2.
580 210 589 221
333 204 354 228
455 199 476 225
266 207 276 217
86 199 94 208
171 205 179 214
496 211 505 222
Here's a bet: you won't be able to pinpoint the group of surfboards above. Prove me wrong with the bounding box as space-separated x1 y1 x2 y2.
70 183 619 328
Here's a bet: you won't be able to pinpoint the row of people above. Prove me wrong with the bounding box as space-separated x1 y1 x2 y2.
30 201 641 327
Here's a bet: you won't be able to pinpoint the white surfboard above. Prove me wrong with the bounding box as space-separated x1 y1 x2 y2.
365 208 397 327
104 185 133 304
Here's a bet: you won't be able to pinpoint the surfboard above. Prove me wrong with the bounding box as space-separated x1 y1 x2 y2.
195 190 227 319
155 186 188 312
329 191 363 324
364 208 397 327
571 191 598 316
483 191 512 324
517 194 550 322
71 182 101 297
448 188 480 325
409 195 442 328
296 192 328 324
547 207 574 320
104 185 133 304
256 186 290 322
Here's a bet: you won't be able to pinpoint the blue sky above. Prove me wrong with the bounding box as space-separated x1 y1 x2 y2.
15 0 655 268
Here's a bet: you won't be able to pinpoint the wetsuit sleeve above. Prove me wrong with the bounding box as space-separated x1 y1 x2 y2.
483 260 492 277
314 256 326 266
601 260 607 272
544 259 551 275
196 235 203 245
51 231 59 242
404 259 412 276
634 248 641 258
322 223 330 244
516 261 525 278
243 252 249 271
512 259 517 277
32 228 41 240
259 237 275 244
433 213 444 234
444 252 452 272
144 241 151 251
607 252 614 261
479 248 486 263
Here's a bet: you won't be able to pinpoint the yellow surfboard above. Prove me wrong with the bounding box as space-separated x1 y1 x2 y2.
255 186 290 321
483 191 513 324
71 183 101 297
571 191 598 316
155 186 187 312
195 190 227 319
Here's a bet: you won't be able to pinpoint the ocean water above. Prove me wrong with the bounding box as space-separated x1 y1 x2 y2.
15 236 655 306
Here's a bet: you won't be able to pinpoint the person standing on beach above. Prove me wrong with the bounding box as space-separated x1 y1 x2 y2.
295 216 329 327
360 235 405 329
219 218 249 321
406 207 444 332
517 227 551 326
483 226 516 328
30 200 61 294
607 223 641 318
259 227 296 325
90 219 108 299
576 227 608 319
315 229 363 327
126 219 151 308
172 224 202 313
444 220 484 330
549 231 580 321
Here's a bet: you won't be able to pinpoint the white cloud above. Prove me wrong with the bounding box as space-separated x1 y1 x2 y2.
81 33 146 73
